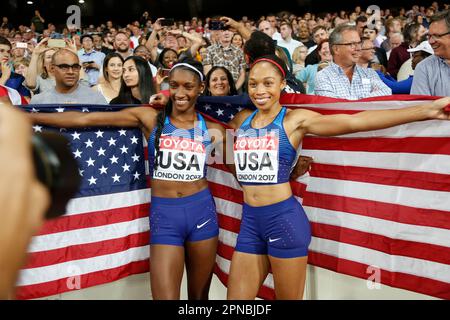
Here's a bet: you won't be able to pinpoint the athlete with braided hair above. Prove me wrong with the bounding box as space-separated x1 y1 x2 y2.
28 58 228 300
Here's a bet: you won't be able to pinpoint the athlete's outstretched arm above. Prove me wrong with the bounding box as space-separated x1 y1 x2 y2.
295 97 450 137
28 106 159 137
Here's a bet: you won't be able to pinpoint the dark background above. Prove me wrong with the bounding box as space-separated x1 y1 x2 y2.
5 0 434 27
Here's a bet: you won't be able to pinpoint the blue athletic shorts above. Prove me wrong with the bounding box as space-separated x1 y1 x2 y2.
149 188 219 246
235 196 311 258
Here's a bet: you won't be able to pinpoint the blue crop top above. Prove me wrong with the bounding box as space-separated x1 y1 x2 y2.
234 107 297 185
148 113 212 182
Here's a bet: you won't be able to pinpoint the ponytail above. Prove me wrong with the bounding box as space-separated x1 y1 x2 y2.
153 101 173 169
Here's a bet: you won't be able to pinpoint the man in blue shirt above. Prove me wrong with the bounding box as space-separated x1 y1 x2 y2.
0 36 31 100
78 34 105 86
411 10 450 96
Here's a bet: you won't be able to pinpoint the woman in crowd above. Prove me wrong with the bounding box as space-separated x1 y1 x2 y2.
203 66 237 96
92 53 124 103
232 33 244 49
12 57 30 77
29 58 227 300
110 55 155 104
155 48 179 91
291 45 308 76
24 39 58 94
226 54 450 300
296 40 332 94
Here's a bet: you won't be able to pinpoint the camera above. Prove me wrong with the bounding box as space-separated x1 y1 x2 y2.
209 20 227 31
160 18 174 27
32 132 81 220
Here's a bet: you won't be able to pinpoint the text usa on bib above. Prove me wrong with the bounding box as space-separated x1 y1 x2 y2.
154 135 206 182
234 132 279 183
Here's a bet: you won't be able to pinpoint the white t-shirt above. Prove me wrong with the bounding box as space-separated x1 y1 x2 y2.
276 38 304 59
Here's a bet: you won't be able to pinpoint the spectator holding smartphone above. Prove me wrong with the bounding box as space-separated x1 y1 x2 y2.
78 34 106 86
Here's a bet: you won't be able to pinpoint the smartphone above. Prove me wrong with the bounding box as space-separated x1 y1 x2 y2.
160 18 174 27
161 68 170 77
209 20 226 31
48 39 66 48
16 42 28 49
50 33 64 39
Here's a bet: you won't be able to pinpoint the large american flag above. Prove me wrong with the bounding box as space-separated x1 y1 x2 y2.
16 95 450 300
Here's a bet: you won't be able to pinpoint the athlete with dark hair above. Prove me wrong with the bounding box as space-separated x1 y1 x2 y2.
28 58 228 300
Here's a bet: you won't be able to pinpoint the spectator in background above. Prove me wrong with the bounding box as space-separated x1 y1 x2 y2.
377 40 433 94
203 26 246 91
315 24 391 99
30 49 107 104
363 26 388 68
203 66 238 96
277 20 304 60
25 39 59 94
291 45 308 76
386 32 404 59
231 33 244 49
133 44 158 76
0 36 31 100
92 53 123 103
296 40 332 94
411 10 450 96
101 31 115 56
31 10 45 34
358 37 377 68
110 56 156 104
387 22 428 79
114 31 133 60
257 20 281 41
12 57 30 77
78 34 106 86
297 26 315 48
305 25 329 66
381 18 403 52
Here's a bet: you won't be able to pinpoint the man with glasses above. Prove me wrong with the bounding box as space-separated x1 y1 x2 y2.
315 24 391 99
30 49 107 104
411 10 450 96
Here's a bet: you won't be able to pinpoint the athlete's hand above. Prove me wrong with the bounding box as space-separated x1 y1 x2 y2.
290 156 313 180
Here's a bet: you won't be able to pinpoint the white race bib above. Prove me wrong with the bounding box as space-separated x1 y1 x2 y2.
234 132 279 183
153 135 206 182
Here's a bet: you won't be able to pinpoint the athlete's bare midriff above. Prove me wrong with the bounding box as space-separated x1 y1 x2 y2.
151 178 209 198
242 182 293 207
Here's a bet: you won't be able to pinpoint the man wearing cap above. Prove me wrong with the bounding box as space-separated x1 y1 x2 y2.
411 10 450 96
377 40 434 94
78 34 105 86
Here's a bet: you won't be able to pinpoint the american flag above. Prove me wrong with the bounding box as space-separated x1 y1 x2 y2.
17 104 151 300
17 95 450 300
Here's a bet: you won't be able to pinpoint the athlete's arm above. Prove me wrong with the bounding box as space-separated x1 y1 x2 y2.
29 106 159 138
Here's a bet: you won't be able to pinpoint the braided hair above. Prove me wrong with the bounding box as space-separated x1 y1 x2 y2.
153 58 204 169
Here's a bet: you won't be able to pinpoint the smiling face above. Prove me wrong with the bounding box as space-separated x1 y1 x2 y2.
208 68 230 96
106 56 123 80
428 20 450 59
248 61 286 111
169 68 205 112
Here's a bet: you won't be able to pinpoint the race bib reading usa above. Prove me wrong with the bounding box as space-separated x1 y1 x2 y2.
154 135 206 182
234 132 279 183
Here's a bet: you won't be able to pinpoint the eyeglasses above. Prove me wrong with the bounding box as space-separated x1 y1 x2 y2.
361 47 375 51
54 63 82 72
427 31 450 41
334 41 362 49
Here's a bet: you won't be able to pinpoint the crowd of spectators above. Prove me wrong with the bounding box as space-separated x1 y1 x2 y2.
1 2 449 105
